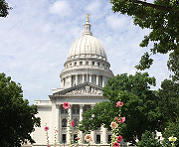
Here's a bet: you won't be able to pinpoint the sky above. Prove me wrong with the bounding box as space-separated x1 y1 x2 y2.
0 0 171 104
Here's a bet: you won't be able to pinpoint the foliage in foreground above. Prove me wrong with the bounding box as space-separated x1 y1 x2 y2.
0 73 40 147
137 130 162 147
111 0 179 80
162 122 179 147
0 0 12 17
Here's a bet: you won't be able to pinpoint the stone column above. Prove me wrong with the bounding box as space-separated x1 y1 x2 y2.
89 75 92 83
57 104 61 143
51 99 57 143
96 75 99 86
90 105 95 144
82 74 85 83
101 125 107 144
79 104 84 143
67 104 72 144
102 76 105 87
76 75 78 85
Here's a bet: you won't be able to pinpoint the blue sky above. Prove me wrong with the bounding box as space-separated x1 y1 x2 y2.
0 0 171 104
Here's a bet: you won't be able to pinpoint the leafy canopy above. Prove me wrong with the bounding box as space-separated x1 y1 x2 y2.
0 73 40 147
0 0 12 17
158 79 179 129
111 0 179 80
79 72 160 145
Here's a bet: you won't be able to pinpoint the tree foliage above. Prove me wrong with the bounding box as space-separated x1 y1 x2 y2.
158 79 179 129
137 130 162 147
0 73 40 147
0 0 12 17
162 122 179 147
79 72 160 145
111 0 179 80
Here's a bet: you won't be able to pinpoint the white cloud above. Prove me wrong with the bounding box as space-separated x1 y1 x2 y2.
86 0 101 13
106 15 131 30
49 0 71 17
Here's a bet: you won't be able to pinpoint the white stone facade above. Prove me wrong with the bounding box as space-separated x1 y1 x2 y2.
32 15 114 146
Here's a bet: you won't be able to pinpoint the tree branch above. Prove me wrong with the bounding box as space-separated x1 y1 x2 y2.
123 0 179 13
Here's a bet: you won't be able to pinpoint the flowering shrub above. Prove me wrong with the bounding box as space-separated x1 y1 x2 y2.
44 126 49 131
110 100 125 147
84 134 92 142
168 136 177 147
63 102 69 109
44 124 50 146
71 121 75 127
44 124 58 147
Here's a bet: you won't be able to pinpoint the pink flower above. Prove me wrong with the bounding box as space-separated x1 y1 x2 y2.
63 102 69 109
116 101 124 107
44 126 49 131
77 137 80 140
117 135 123 142
47 146 50 147
84 134 92 142
113 141 120 147
121 117 126 123
110 122 118 129
56 130 58 132
75 131 77 133
71 121 75 127
115 117 119 123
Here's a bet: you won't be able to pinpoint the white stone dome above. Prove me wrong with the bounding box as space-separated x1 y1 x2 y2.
67 35 107 61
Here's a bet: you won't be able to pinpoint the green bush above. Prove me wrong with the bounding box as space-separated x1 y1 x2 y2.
162 122 179 147
137 130 162 147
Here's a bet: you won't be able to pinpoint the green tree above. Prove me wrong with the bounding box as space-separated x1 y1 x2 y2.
158 79 179 129
0 73 40 147
79 72 161 145
111 0 179 80
0 0 12 17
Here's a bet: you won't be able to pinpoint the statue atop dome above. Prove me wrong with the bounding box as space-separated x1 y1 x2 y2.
83 13 92 36
86 13 89 22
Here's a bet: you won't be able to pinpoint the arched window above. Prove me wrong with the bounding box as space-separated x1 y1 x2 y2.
62 118 67 127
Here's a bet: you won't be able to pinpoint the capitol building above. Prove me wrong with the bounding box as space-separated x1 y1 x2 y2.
32 14 114 146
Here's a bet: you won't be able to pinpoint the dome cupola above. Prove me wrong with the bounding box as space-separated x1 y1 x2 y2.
60 14 113 88
67 14 107 62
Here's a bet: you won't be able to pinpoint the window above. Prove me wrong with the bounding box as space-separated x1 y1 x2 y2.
73 134 78 143
86 61 89 65
74 118 78 127
108 135 111 144
61 107 67 114
62 118 67 127
62 134 66 143
80 61 83 65
74 62 77 66
96 135 101 144
98 62 100 66
92 75 96 84
99 76 103 86
92 61 95 66
83 105 90 112
72 106 79 114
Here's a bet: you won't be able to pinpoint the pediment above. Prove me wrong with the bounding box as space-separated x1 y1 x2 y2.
53 82 103 96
